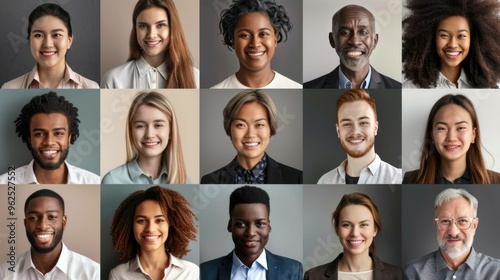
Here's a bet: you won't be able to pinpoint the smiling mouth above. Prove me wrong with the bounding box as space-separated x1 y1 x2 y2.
243 142 259 147
145 40 162 47
40 51 57 57
243 240 259 247
35 232 54 242
143 235 160 242
247 52 265 57
444 50 462 59
348 240 364 247
444 145 461 150
348 139 364 144
142 141 160 147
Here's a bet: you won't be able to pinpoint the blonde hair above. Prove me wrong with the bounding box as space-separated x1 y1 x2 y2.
125 91 187 184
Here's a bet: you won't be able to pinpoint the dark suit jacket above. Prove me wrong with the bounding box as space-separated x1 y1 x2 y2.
304 66 401 89
201 250 303 280
201 155 302 184
403 169 500 184
304 253 402 280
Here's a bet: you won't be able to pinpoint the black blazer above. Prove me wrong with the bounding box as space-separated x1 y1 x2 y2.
403 169 500 184
304 253 402 280
304 66 401 89
201 155 302 184
201 250 303 280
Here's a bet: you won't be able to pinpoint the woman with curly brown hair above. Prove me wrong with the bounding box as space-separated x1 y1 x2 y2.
402 0 500 88
109 186 198 279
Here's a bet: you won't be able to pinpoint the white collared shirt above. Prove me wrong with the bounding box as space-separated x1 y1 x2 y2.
339 66 372 89
211 71 302 89
109 254 199 280
0 160 100 184
317 154 402 184
231 249 267 280
101 56 200 89
402 69 471 89
1 63 99 89
0 243 100 280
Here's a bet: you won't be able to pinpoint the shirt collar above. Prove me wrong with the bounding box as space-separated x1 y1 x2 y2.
339 154 381 177
437 168 471 184
437 69 470 88
136 55 168 80
27 63 82 88
127 160 168 181
24 242 70 275
25 160 77 184
435 247 477 272
233 154 268 184
130 253 184 274
231 249 268 273
339 65 371 89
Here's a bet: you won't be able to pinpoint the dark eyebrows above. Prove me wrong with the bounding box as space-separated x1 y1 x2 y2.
339 116 370 123
135 214 166 219
434 120 469 126
237 27 272 33
32 127 67 132
27 210 59 215
137 19 168 26
32 29 66 33
437 28 469 33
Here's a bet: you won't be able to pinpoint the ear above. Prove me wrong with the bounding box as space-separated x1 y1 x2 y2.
268 218 272 232
336 123 340 138
68 134 72 146
472 127 477 144
372 33 378 50
472 217 479 231
62 215 67 230
329 32 335 49
68 35 73 49
374 121 379 136
227 219 232 232
373 225 378 237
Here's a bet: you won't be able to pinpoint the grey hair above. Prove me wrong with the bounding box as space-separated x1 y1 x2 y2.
435 188 478 217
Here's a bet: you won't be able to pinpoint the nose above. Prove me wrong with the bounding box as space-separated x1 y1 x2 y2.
37 216 49 230
350 225 360 236
145 125 154 138
42 133 54 145
348 33 361 46
42 35 54 48
447 36 458 48
245 224 256 237
147 26 157 38
249 35 261 47
447 220 461 235
445 129 456 141
244 126 255 137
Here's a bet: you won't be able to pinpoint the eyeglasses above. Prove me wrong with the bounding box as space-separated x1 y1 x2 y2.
434 217 477 230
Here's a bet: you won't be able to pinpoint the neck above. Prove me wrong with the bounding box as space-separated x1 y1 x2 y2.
137 156 163 179
235 249 260 268
37 63 66 88
31 242 63 275
440 158 467 183
338 252 373 272
33 162 68 184
236 154 263 170
138 249 169 280
440 247 471 271
235 67 274 88
345 150 376 177
440 65 461 86
340 64 370 89
142 53 165 68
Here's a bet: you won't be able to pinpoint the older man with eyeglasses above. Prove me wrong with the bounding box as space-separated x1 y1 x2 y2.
403 188 500 279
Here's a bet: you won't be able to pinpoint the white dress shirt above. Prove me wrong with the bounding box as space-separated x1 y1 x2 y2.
403 69 471 89
211 71 302 89
231 249 267 280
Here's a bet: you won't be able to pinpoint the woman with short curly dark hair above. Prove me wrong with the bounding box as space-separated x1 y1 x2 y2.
211 0 301 89
109 186 198 279
402 0 500 88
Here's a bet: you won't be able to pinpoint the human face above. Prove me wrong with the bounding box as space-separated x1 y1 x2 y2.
336 100 378 158
336 205 377 257
435 197 477 259
30 16 73 71
228 203 271 267
230 102 271 169
132 105 170 162
133 200 169 253
29 113 71 170
233 12 277 75
136 7 170 66
331 7 378 72
435 16 470 71
432 104 476 164
25 196 66 254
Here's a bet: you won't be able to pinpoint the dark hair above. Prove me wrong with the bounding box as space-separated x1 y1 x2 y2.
111 186 197 262
414 94 490 183
15 91 80 148
402 0 500 88
25 189 65 214
219 0 292 50
128 0 196 88
27 3 72 40
332 192 382 254
229 185 270 217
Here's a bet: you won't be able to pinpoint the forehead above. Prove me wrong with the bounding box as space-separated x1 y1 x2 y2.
232 203 269 218
30 112 69 128
32 15 67 30
133 105 169 120
339 204 373 220
26 196 62 213
336 7 374 27
338 100 375 119
137 7 168 21
436 196 474 216
433 104 472 123
437 16 470 30
135 200 164 215
236 12 273 30
236 102 268 117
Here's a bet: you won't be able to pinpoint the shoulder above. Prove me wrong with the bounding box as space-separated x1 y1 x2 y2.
201 164 231 184
201 254 230 275
270 71 302 88
0 163 30 184
67 249 100 272
317 166 342 184
378 159 402 183
101 61 135 88
109 261 131 279
371 68 402 88
304 68 339 89
380 261 402 279
67 164 100 184
487 170 500 184
102 164 128 184
267 251 303 271
71 71 99 89
211 74 238 89
402 79 420 89
2 73 30 89
403 251 436 277
403 170 419 184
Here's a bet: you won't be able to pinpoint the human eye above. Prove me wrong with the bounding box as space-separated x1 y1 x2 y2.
339 29 350 36
27 215 39 221
342 122 351 127
158 23 168 28
234 221 246 228
135 123 145 129
439 218 451 226
32 33 43 38
458 34 467 39
234 122 245 128
439 33 449 39
53 33 63 38
360 121 369 126
154 123 164 128
136 218 146 224
256 220 267 227
359 29 369 36
341 223 352 228
137 23 147 29
456 217 470 225
33 132 45 137
259 31 270 38
156 218 165 223
48 215 58 220
361 223 369 227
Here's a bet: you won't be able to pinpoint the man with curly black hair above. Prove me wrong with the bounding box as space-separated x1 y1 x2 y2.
0 91 99 184
304 4 401 89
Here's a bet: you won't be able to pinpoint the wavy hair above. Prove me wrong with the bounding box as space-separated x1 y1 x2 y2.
129 0 196 88
403 0 500 88
125 91 187 184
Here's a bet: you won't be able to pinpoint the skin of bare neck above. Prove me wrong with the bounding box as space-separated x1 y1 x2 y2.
340 64 370 89
33 163 68 184
31 242 63 274
138 249 169 280
345 149 376 177
338 252 373 272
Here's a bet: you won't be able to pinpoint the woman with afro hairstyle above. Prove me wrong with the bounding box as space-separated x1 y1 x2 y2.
109 186 198 279
402 0 500 88
211 0 301 89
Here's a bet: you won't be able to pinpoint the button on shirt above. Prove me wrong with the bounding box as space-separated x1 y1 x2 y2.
0 243 100 280
1 64 99 89
339 66 372 89
233 155 267 184
231 249 267 280
403 248 500 280
317 154 402 184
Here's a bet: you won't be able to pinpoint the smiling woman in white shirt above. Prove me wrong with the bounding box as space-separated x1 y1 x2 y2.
1 3 99 89
101 0 199 89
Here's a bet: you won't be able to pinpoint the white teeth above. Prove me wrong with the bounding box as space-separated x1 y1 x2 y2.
42 150 57 155
37 234 52 239
144 236 159 240
349 240 363 245
248 52 264 57
349 139 363 143
446 145 459 149
143 142 159 146
243 142 258 147
42 52 56 55
347 51 362 56
446 51 460 56
146 41 161 45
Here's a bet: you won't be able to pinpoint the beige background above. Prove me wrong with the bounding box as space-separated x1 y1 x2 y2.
0 185 100 263
100 89 200 183
100 0 200 79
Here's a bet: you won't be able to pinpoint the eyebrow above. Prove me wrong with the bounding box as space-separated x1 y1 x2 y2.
237 27 273 33
27 210 59 215
32 29 66 33
133 119 166 123
437 29 469 33
233 117 268 122
137 20 168 25
339 116 370 122
32 127 67 132
434 120 469 126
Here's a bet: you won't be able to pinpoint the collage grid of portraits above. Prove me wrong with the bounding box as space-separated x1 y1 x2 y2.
1 0 500 279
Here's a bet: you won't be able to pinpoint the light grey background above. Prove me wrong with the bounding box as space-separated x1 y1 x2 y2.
402 90 500 174
402 185 500 265
0 89 100 176
303 89 402 184
303 185 402 271
0 0 100 85
199 184 303 264
100 184 200 279
303 0 402 83
200 89 303 178
100 0 200 79
200 0 303 88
